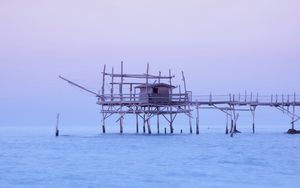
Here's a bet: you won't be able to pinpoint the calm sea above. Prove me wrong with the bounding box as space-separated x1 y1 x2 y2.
1 126 300 188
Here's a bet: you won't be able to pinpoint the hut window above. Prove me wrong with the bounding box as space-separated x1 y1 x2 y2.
153 88 158 94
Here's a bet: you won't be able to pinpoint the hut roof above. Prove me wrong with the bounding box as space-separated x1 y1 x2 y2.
135 83 175 89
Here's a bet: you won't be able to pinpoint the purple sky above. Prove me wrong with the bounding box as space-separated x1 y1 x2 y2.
1 0 300 129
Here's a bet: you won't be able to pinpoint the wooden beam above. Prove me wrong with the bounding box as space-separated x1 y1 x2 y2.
110 67 114 101
104 73 174 79
120 61 124 101
101 65 106 98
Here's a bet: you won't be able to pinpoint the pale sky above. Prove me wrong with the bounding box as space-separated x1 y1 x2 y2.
1 0 300 130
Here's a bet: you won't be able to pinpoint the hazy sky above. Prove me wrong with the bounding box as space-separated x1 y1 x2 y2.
1 0 300 130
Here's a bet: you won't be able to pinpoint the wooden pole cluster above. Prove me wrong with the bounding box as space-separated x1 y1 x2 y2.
95 62 193 134
60 63 300 136
191 92 300 136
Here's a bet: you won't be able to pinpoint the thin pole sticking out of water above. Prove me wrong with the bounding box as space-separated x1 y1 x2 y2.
225 109 229 134
196 101 200 135
55 113 60 137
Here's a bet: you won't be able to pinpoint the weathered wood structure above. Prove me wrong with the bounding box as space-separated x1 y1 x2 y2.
192 93 300 136
60 62 193 134
60 62 300 136
97 62 193 134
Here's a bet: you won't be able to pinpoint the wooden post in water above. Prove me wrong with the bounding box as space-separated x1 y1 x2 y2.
232 95 241 133
225 109 229 134
136 111 139 134
292 93 296 130
147 106 152 134
101 65 106 133
102 111 106 134
170 115 173 134
229 94 234 136
196 101 199 135
147 117 152 134
231 111 235 138
101 102 106 133
157 108 160 134
145 64 151 135
230 118 234 136
251 106 256 133
252 119 255 133
143 113 146 133
230 95 237 137
120 117 123 134
234 113 239 133
55 113 59 137
118 62 124 134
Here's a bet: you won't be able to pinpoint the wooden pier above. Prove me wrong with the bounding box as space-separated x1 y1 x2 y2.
192 93 300 136
60 62 300 136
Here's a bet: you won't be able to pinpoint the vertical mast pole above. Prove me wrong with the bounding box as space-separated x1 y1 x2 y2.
157 71 161 134
229 94 234 136
136 108 139 134
156 71 161 134
101 65 106 98
182 71 192 134
120 62 124 134
120 61 124 101
111 67 114 101
146 63 149 100
157 108 160 134
169 69 173 133
101 65 106 133
145 64 151 134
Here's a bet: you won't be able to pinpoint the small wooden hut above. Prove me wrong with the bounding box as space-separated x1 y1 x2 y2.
135 83 175 104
